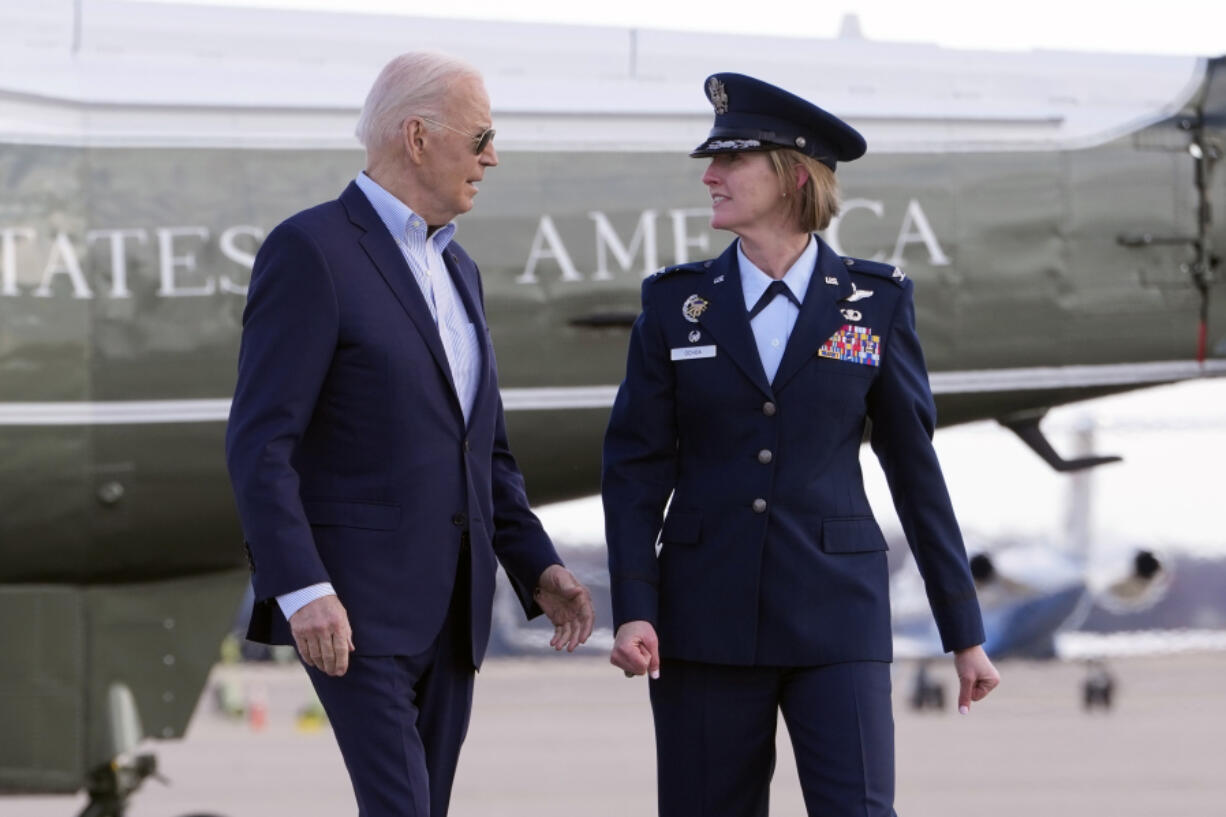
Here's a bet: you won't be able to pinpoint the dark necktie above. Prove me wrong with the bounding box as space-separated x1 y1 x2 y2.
748 279 801 319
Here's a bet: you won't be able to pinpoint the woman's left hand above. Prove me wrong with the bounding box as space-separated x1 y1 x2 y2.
953 644 1000 714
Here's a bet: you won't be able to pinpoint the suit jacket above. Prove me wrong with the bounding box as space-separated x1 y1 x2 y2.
602 236 985 666
226 181 559 666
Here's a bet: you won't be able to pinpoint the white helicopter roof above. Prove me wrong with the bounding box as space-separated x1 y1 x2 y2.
0 0 1209 152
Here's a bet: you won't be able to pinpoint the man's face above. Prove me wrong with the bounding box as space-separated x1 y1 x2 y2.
415 75 498 227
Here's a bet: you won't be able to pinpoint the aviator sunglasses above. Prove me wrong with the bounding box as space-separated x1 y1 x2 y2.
416 116 496 155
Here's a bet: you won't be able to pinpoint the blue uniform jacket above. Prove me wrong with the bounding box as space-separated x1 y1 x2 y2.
226 182 560 666
602 236 985 666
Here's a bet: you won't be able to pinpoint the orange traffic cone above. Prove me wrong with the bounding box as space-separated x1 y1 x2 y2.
248 685 268 731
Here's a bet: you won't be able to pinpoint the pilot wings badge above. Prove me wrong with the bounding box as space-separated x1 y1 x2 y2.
682 294 709 323
707 77 729 114
844 282 874 303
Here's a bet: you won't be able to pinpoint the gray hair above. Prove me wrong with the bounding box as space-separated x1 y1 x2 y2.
354 52 482 152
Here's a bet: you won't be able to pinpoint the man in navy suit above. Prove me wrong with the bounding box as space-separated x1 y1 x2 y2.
226 52 594 817
604 73 998 815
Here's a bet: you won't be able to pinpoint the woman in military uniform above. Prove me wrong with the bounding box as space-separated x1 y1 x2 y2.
602 73 999 816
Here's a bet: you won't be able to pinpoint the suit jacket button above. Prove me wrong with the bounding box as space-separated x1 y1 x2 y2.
752 498 767 513
452 513 467 527
762 401 777 416
462 438 471 453
757 449 773 464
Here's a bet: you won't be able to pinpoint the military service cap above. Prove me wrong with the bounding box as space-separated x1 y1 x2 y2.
690 73 866 170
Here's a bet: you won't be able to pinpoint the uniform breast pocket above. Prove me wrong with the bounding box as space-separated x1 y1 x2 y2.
815 354 878 380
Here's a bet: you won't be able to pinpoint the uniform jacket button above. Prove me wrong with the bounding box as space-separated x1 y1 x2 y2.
452 513 467 527
762 401 777 416
757 449 773 464
462 438 471 452
752 498 767 513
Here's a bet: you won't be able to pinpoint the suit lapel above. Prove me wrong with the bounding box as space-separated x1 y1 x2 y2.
771 236 855 393
695 244 774 399
339 183 461 407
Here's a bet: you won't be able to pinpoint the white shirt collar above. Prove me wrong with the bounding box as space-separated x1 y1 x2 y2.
738 234 818 311
354 171 456 251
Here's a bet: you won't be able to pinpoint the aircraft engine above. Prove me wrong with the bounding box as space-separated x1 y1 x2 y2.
1091 549 1173 614
969 553 996 586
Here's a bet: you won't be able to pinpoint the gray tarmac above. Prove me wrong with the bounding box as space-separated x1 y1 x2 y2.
8 652 1225 817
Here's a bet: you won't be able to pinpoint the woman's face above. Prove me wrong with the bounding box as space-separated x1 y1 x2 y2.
701 152 790 236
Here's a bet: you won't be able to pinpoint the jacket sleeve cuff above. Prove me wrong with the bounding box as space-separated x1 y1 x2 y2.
934 594 987 653
611 577 659 630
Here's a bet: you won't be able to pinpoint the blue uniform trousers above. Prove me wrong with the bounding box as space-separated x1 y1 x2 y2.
649 659 898 817
303 549 474 817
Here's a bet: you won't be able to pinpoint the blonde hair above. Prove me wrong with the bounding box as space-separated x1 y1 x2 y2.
354 52 482 153
768 149 841 232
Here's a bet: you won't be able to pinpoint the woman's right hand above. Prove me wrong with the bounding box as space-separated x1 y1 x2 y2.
611 620 661 679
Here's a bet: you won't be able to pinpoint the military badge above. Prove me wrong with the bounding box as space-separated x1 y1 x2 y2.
705 138 762 151
892 268 906 282
707 76 729 114
819 324 881 366
682 294 709 323
688 330 702 343
844 283 874 302
824 276 839 285
840 308 862 322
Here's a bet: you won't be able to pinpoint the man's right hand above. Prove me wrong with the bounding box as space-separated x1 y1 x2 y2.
610 620 661 679
290 595 355 677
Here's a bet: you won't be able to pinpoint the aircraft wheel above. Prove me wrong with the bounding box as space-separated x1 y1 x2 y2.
908 663 946 711
1082 663 1115 711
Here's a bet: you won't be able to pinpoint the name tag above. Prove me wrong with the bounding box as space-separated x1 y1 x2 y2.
671 345 717 361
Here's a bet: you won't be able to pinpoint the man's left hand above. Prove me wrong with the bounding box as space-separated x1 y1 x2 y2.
534 565 595 651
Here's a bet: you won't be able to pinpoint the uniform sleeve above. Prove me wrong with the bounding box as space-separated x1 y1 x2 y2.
866 278 985 652
225 221 337 602
601 280 679 629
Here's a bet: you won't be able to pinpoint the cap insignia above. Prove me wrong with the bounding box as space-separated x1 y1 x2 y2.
706 138 761 151
795 136 807 149
682 294 710 323
707 77 729 114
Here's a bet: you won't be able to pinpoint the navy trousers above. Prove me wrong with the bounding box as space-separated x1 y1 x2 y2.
304 552 474 817
649 659 897 817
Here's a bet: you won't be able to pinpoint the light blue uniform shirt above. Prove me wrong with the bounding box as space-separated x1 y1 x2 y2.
739 235 818 383
276 173 481 621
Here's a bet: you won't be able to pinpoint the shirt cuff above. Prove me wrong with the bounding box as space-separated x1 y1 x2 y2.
276 582 336 621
